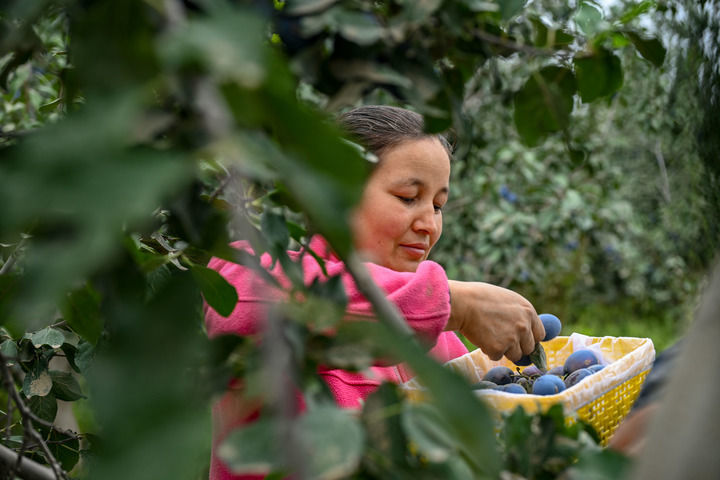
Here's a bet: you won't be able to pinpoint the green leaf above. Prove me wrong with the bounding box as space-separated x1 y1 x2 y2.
23 366 53 398
61 284 104 345
336 10 384 46
25 327 65 349
220 407 364 479
618 0 655 24
356 322 501 477
502 407 533 476
0 339 18 365
285 0 339 16
532 18 574 49
397 0 444 24
568 447 632 479
360 384 407 469
574 48 623 102
575 1 604 37
50 370 85 401
298 406 365 479
513 66 577 146
47 429 81 472
403 403 458 463
261 211 290 250
625 31 666 67
497 0 526 21
529 342 548 372
74 341 95 373
159 7 267 88
27 393 58 423
190 265 238 317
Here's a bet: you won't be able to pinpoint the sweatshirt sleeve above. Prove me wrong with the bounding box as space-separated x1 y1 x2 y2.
204 242 452 348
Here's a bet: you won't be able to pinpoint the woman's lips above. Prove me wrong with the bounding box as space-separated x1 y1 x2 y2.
399 244 427 260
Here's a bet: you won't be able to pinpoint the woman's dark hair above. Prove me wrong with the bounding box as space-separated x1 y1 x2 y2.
338 105 453 161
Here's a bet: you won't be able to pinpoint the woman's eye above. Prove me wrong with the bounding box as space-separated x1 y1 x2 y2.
396 196 415 204
434 204 443 213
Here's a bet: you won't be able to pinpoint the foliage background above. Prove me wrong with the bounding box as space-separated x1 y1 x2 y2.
0 0 718 478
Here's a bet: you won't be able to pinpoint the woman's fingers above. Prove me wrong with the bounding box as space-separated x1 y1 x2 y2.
446 281 543 362
531 314 546 344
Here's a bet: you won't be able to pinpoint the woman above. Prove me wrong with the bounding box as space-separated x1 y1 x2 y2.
205 105 545 479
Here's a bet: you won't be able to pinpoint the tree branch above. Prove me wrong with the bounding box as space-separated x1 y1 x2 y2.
654 140 671 203
475 29 556 56
0 352 68 480
0 443 56 480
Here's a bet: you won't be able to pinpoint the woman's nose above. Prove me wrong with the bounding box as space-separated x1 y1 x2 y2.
412 204 438 235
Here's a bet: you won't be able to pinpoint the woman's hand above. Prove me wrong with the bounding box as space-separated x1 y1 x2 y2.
446 280 545 362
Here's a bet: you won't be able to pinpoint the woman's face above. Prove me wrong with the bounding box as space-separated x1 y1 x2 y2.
351 137 450 272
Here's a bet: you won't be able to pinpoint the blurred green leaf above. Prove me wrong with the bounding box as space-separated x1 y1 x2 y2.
403 403 457 463
218 417 279 476
261 211 290 251
336 10 384 46
513 66 577 146
626 32 666 67
575 1 604 37
298 406 365 479
574 47 623 102
567 448 631 479
360 384 407 471
619 0 655 24
190 264 238 317
533 18 574 49
61 283 103 345
221 406 364 479
285 0 339 16
0 339 18 364
497 0 526 21
159 7 267 88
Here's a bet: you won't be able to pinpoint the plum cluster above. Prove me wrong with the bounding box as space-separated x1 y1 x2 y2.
473 349 605 395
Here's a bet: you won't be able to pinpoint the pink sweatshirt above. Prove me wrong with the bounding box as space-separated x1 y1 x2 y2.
204 236 468 480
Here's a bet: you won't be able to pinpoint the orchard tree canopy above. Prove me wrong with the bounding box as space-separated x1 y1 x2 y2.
0 0 718 479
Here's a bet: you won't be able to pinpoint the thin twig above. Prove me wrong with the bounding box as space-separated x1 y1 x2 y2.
0 237 28 276
654 140 671 203
344 253 413 337
0 352 68 479
475 29 556 56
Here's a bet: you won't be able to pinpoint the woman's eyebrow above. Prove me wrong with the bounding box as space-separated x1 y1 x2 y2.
391 178 449 193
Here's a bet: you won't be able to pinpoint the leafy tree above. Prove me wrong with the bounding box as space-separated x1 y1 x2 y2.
0 0 709 479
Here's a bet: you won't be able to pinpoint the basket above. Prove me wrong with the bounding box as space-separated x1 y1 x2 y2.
402 333 655 445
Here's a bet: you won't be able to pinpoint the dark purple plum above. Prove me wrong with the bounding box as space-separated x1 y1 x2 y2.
482 366 514 385
521 365 542 377
471 380 498 390
564 368 592 388
514 355 532 366
539 313 562 341
587 364 605 373
563 349 599 375
548 366 565 377
532 374 566 395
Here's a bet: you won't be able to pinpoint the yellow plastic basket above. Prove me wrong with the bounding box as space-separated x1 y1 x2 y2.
403 334 655 445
